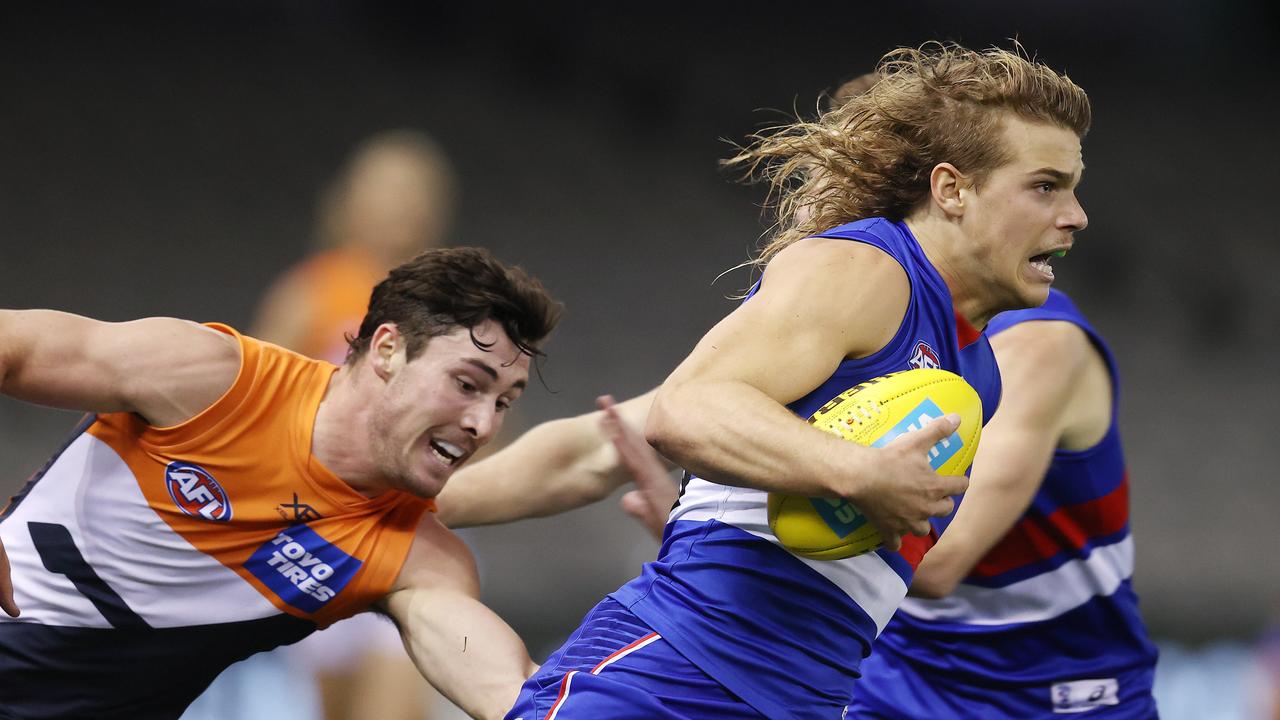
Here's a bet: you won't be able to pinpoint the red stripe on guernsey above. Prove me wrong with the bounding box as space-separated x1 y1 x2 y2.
590 632 660 674
973 476 1130 578
544 670 578 720
544 633 662 719
954 311 982 350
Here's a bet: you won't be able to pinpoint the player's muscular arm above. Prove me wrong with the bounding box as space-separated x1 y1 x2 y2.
437 391 669 528
381 516 536 720
646 239 967 544
910 321 1097 598
0 310 240 427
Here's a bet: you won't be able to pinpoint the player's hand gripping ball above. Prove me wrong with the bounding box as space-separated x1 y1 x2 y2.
767 368 983 560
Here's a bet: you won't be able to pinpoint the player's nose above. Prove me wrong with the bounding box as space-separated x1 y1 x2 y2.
460 401 497 444
1060 193 1088 232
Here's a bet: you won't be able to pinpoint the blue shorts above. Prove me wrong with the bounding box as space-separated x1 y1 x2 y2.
848 649 1158 719
505 598 764 720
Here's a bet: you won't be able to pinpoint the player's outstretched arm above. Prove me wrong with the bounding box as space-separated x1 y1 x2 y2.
645 239 968 547
436 391 670 528
910 320 1094 598
381 516 537 720
0 309 240 427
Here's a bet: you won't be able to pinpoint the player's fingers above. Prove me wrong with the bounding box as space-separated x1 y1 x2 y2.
0 539 18 617
935 473 969 497
928 497 955 519
595 394 618 412
620 491 665 540
879 530 903 552
909 520 933 537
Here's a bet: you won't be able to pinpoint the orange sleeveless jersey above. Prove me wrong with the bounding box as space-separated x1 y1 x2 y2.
0 323 433 631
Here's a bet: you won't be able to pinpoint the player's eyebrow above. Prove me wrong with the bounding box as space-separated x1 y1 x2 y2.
465 358 526 390
1030 166 1083 185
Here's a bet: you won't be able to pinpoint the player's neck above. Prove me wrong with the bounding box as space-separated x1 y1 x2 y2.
905 215 996 329
311 364 384 496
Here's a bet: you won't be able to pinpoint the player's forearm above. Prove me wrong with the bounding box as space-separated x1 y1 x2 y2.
646 378 872 498
388 589 535 720
439 414 622 528
910 464 1047 598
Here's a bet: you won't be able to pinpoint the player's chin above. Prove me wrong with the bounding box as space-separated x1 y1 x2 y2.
1012 273 1053 309
403 462 452 499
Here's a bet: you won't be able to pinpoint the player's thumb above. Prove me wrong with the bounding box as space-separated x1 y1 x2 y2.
620 491 665 541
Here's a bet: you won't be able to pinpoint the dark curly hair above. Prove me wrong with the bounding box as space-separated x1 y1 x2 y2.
345 247 562 364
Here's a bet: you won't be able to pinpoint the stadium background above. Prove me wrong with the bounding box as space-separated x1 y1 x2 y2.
1 1 1276 716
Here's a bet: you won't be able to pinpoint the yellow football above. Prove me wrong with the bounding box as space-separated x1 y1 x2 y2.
768 368 984 561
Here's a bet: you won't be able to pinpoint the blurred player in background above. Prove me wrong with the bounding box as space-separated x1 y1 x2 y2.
246 130 458 720
0 247 558 720
500 42 1088 719
253 129 457 364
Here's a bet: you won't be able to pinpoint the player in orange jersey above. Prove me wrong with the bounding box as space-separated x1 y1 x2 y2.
0 247 559 720
245 130 459 720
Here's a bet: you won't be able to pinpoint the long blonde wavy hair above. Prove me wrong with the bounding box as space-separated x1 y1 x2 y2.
726 42 1092 270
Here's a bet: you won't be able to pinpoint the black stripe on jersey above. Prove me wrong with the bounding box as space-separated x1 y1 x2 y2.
0 413 96 522
28 521 150 630
0 612 315 719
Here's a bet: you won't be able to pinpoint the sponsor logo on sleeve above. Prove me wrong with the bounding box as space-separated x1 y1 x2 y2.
870 398 962 471
165 462 232 521
908 341 941 370
1051 678 1119 713
245 525 363 614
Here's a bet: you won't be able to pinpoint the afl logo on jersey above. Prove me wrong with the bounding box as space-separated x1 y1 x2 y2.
165 461 232 522
909 341 940 370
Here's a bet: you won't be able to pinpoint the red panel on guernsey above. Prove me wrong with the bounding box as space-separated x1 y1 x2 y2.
899 530 937 571
971 475 1130 578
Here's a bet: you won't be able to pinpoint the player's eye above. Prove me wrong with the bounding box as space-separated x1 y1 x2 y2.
496 398 512 413
456 377 477 394
1035 181 1055 194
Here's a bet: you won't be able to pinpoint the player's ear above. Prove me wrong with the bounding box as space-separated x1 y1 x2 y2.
369 324 402 380
929 163 968 219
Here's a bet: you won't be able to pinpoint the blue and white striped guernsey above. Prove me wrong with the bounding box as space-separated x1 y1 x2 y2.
610 218 1002 720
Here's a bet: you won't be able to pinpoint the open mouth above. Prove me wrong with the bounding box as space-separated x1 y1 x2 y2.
428 439 466 467
1028 248 1067 278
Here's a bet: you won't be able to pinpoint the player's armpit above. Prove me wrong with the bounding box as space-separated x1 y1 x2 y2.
910 320 1091 598
0 310 239 427
646 238 911 498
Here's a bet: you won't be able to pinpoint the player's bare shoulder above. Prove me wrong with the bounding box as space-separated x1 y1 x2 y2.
990 319 1109 449
388 511 481 598
0 311 240 426
111 317 243 427
761 236 910 358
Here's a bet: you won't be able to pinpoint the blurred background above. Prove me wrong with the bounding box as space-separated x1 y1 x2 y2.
1 1 1277 718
